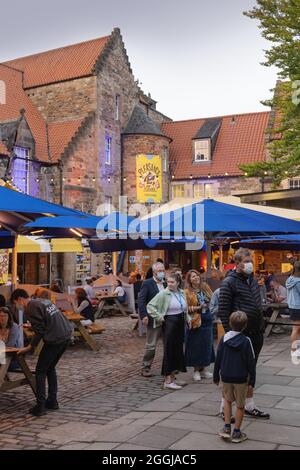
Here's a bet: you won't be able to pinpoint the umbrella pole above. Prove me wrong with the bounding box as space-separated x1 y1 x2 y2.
112 252 118 276
12 235 18 290
206 239 212 278
219 245 224 273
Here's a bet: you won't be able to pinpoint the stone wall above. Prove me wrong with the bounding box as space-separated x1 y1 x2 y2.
171 176 274 199
26 76 97 122
122 134 171 208
95 33 140 212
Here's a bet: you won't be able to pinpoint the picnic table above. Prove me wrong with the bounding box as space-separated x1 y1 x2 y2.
94 293 130 319
263 302 289 337
62 311 104 352
0 347 36 395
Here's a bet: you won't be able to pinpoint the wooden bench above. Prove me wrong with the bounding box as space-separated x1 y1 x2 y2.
86 324 106 335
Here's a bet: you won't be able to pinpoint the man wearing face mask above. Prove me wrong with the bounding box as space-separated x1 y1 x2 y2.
218 248 270 419
139 262 166 377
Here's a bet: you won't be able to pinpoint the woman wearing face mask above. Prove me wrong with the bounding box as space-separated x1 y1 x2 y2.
147 272 189 390
185 270 214 381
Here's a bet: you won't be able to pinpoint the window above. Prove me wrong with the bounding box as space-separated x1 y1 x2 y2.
105 135 112 165
12 146 29 193
204 183 213 199
172 184 185 199
193 184 203 199
194 139 211 162
289 179 300 189
162 147 168 172
115 94 121 121
104 196 113 215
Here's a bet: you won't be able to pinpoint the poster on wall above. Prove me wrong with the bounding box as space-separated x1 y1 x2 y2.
76 246 91 282
136 154 162 203
0 250 9 284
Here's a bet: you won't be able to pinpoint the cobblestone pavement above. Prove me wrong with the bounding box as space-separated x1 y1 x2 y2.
0 316 168 449
1 319 300 450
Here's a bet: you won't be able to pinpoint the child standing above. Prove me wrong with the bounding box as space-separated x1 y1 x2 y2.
213 311 256 443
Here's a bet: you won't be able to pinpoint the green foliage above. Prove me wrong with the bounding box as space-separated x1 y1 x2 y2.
240 0 300 186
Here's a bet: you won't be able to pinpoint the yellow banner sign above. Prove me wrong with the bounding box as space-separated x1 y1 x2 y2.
136 154 162 203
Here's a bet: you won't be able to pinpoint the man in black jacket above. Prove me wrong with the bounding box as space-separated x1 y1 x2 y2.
11 289 72 416
139 262 165 377
218 248 269 419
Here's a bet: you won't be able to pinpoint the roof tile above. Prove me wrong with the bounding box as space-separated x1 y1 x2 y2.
161 112 270 179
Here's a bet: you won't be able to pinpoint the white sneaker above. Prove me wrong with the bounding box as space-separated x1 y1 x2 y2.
193 371 201 382
163 382 182 390
200 370 213 379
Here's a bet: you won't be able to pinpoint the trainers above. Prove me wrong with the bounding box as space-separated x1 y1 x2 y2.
175 379 187 386
200 370 213 379
244 408 270 419
218 427 232 440
141 369 153 378
163 382 182 390
29 405 47 417
45 400 59 410
231 431 248 443
193 371 201 382
220 412 235 424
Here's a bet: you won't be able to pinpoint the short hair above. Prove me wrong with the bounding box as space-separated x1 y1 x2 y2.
116 279 122 286
234 248 252 263
229 311 248 332
11 289 29 303
136 273 142 280
293 261 300 275
86 278 93 285
152 262 164 272
156 258 164 263
34 287 52 300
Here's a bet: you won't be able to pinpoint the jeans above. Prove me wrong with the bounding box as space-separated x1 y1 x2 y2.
35 341 68 406
142 325 162 370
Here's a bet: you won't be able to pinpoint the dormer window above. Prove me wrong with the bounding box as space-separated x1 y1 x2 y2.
194 139 211 162
193 118 222 163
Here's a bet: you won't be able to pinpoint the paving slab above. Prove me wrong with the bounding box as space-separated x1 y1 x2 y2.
91 423 151 443
57 442 89 450
133 412 173 426
277 368 300 377
253 407 300 427
255 384 300 398
288 378 300 386
278 445 300 450
255 366 284 375
274 397 300 412
255 374 294 386
127 425 189 449
169 431 276 450
157 416 251 435
246 421 300 446
115 443 160 450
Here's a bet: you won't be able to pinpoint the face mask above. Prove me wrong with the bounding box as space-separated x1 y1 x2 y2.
156 272 165 281
243 262 254 276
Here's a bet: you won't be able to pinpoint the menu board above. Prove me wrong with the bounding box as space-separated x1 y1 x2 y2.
0 250 9 284
76 246 91 282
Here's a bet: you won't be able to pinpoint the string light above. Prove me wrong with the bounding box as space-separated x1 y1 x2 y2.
225 172 228 176
244 172 248 176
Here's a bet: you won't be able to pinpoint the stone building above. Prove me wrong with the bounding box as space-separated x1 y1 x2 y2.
0 27 285 283
0 28 171 284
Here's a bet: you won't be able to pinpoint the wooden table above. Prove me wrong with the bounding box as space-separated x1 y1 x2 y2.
62 311 100 352
94 294 128 319
263 303 289 337
0 347 36 395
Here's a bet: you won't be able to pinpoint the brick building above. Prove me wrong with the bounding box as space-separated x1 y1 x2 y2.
0 27 283 283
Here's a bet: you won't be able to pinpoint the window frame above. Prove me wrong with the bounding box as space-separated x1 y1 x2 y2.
105 135 112 165
194 139 211 162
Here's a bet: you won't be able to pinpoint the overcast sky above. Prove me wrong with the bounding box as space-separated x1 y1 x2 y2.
0 0 278 120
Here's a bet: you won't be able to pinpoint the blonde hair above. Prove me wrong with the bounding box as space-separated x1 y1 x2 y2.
185 269 213 300
34 288 56 304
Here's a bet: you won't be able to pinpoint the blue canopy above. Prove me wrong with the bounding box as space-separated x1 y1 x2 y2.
0 231 15 249
0 186 86 232
24 212 135 238
237 234 300 251
138 199 300 239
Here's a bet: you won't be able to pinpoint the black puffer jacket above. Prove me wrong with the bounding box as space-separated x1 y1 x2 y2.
218 271 264 333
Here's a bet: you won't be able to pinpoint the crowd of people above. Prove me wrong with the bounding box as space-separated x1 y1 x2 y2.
1 249 300 445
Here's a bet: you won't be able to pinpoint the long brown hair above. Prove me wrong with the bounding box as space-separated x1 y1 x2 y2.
185 269 212 300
